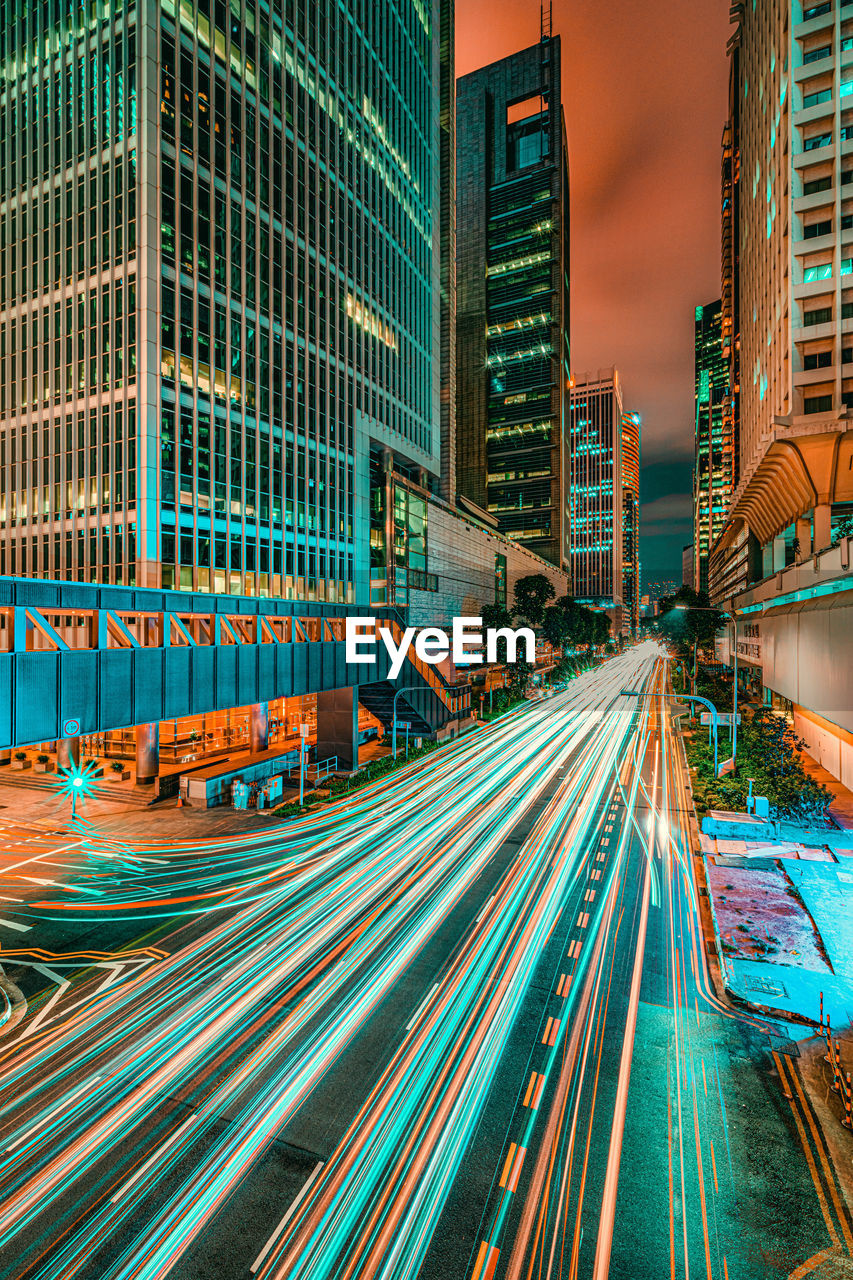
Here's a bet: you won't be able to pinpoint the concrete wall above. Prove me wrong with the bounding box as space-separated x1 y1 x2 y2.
793 710 853 791
409 499 568 628
759 601 853 736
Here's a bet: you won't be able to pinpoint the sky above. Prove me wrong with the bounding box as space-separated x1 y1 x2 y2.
456 0 732 586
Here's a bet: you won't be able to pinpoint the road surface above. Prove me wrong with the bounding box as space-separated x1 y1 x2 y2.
0 642 848 1279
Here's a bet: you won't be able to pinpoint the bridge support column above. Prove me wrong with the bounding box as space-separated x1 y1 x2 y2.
814 503 832 553
772 534 787 572
316 686 359 773
135 723 159 785
57 737 80 769
249 702 269 754
795 516 812 560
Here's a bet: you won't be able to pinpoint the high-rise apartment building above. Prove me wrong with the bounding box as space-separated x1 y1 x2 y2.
456 36 571 569
621 409 641 634
712 0 853 790
0 0 444 601
720 45 741 516
568 369 625 631
693 299 733 592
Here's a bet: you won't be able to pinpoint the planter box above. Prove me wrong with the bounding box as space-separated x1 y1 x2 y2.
107 770 131 782
33 762 55 774
11 760 31 770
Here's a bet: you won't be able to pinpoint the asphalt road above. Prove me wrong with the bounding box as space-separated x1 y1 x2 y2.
0 643 849 1280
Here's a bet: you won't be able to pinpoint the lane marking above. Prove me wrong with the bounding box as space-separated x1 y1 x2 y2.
475 894 495 925
577 912 589 929
498 1143 527 1193
110 1113 196 1202
567 939 582 958
522 1071 545 1110
541 1017 561 1047
0 917 31 932
472 1241 500 1280
405 983 439 1032
6 1077 101 1153
583 889 596 902
250 1161 324 1274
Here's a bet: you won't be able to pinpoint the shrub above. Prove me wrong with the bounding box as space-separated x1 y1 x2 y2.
13 751 26 761
110 760 125 772
36 754 49 764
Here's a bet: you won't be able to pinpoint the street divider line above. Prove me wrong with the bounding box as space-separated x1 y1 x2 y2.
250 1160 324 1274
405 983 439 1032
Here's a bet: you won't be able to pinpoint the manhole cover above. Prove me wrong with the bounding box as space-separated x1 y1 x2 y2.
743 974 788 998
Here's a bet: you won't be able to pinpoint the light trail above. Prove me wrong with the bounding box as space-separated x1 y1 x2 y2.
0 644 693 1280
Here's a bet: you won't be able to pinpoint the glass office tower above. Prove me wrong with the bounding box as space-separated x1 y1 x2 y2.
693 299 732 594
0 0 442 600
621 409 640 634
568 368 624 626
456 36 570 570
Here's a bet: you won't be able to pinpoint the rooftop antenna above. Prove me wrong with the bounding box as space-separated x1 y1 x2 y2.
540 0 552 40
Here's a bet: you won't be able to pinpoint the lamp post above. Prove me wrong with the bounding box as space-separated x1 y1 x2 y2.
674 604 739 764
71 776 83 820
391 685 423 760
620 690 721 778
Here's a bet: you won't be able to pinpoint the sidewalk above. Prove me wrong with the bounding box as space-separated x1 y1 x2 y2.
798 746 853 830
700 816 853 1028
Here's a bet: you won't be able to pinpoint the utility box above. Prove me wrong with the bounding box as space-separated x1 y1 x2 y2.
753 795 770 818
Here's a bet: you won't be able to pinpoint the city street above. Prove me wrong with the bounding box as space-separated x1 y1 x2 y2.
0 645 848 1280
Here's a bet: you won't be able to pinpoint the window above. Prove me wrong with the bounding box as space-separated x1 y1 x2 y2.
495 553 507 606
804 393 833 413
803 1 831 15
804 175 832 194
804 131 832 150
803 349 832 368
803 219 832 237
507 108 549 171
803 88 832 108
803 45 832 64
803 305 833 324
804 261 833 281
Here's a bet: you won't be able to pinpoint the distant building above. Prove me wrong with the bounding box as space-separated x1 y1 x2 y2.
682 542 695 589
693 300 733 592
456 36 570 568
568 369 624 633
621 411 641 633
712 1 853 790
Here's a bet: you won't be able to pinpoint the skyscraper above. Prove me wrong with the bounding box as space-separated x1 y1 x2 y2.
0 1 444 601
568 369 625 632
455 35 570 569
621 409 641 634
712 0 853 789
693 299 733 592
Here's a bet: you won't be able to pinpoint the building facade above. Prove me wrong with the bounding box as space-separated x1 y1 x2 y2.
712 0 853 787
0 0 445 603
693 299 734 592
568 369 624 632
455 36 570 569
621 409 641 633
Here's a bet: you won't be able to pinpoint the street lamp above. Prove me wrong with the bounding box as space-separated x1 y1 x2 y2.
391 685 424 760
674 604 739 764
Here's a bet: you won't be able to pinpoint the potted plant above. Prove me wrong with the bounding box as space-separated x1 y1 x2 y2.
34 753 54 774
108 760 130 782
12 751 30 770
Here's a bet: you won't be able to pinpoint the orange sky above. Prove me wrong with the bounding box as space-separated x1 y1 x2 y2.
456 0 732 582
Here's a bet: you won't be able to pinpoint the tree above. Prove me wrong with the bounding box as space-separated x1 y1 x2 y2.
512 574 555 626
481 602 513 632
541 604 572 649
657 586 724 663
481 602 514 664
